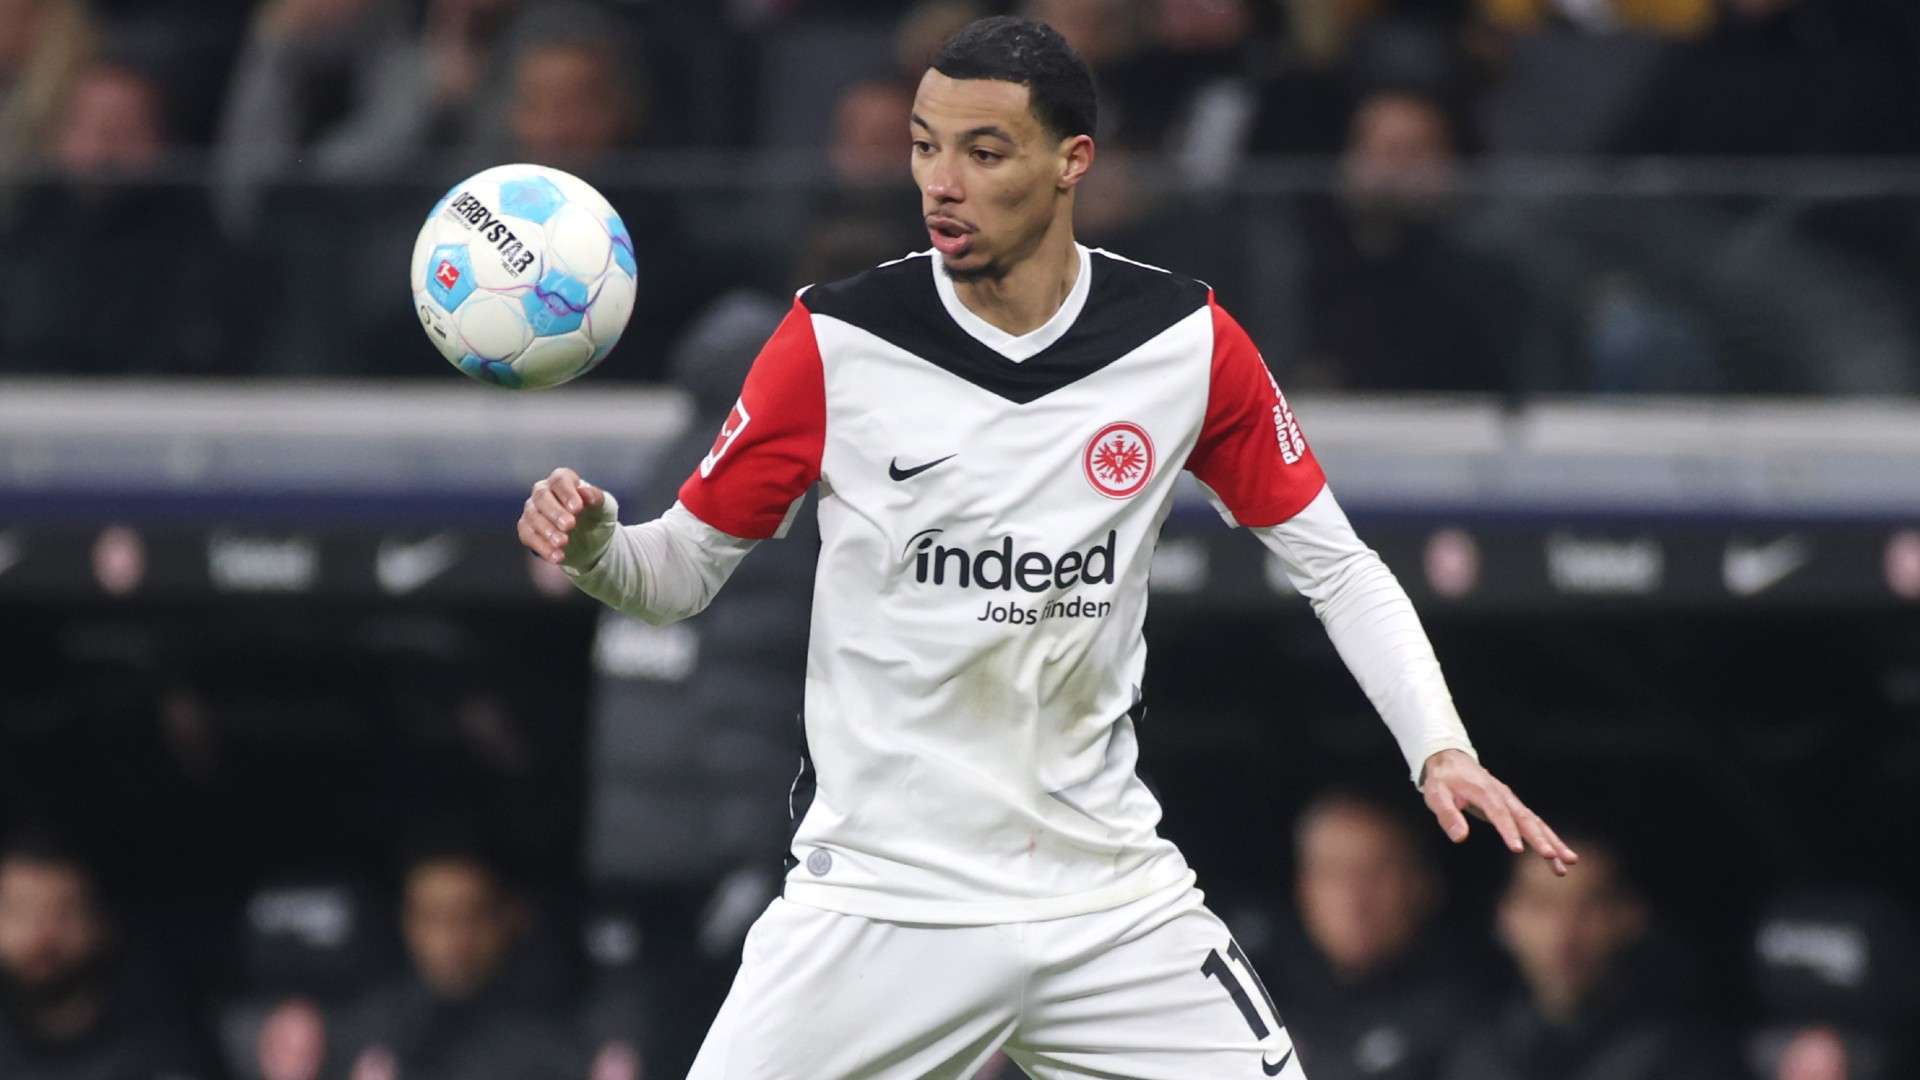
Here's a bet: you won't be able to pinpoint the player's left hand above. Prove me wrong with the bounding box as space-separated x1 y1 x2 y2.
1419 749 1579 876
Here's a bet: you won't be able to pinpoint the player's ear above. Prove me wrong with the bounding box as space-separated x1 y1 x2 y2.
1058 134 1095 192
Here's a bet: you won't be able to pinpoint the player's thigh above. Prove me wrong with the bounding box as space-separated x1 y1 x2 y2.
688 898 1021 1080
1009 892 1306 1080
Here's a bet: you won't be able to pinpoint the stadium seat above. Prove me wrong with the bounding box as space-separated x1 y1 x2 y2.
214 876 397 1080
1747 887 1920 1080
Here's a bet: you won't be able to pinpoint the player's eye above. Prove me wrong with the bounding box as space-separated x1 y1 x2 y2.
970 148 1003 165
912 140 935 155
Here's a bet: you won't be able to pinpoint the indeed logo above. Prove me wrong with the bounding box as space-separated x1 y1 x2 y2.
904 529 1117 592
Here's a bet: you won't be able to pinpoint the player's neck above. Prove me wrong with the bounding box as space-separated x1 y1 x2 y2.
949 222 1080 337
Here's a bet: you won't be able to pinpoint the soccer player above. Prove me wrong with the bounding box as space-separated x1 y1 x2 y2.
516 16 1577 1079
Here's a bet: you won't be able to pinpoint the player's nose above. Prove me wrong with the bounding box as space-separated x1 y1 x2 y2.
923 163 963 202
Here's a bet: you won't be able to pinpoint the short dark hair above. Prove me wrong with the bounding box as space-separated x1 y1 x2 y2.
931 16 1097 141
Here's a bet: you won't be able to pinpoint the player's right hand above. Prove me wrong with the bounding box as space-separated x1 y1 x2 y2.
518 467 613 567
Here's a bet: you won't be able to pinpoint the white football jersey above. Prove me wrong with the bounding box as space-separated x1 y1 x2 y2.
677 245 1326 924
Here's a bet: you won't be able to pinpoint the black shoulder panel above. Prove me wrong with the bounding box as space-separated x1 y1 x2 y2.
801 251 1209 404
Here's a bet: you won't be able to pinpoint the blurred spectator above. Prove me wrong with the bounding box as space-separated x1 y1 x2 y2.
1024 0 1140 70
582 287 812 1071
1254 4 1473 158
811 76 923 259
1604 0 1920 156
256 998 326 1080
230 0 704 381
1068 144 1257 323
489 2 715 376
1261 790 1487 1080
1243 0 1367 157
216 0 523 226
1439 831 1735 1080
792 210 923 291
1022 0 1147 146
48 52 160 175
895 0 983 75
1139 0 1265 184
0 53 238 374
1293 87 1522 392
315 836 584 1079
498 1 647 171
828 77 910 188
1746 889 1920 1080
0 829 208 1078
1339 88 1458 217
1026 0 1271 180
218 0 424 224
0 0 92 173
1775 1028 1848 1080
1476 0 1714 37
584 288 805 887
214 875 394 1078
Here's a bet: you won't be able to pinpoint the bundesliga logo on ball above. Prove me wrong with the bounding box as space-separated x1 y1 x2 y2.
411 163 637 389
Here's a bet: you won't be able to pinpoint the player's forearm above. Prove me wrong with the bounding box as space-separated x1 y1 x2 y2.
563 500 755 624
1253 488 1477 784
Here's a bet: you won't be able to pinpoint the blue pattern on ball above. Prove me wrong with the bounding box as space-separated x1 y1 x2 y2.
425 244 476 310
608 215 637 278
521 269 590 336
458 353 523 389
499 176 567 224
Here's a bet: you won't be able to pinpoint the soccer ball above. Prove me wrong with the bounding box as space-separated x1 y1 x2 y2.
411 163 637 389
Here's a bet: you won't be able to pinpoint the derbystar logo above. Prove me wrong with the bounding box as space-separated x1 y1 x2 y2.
446 191 538 277
903 529 1116 592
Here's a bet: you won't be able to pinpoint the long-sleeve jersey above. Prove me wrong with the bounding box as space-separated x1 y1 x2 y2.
569 245 1474 924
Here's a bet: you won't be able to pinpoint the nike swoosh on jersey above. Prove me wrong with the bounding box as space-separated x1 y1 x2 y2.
1262 1047 1294 1075
888 454 956 482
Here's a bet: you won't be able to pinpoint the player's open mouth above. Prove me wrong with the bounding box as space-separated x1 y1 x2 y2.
927 217 974 258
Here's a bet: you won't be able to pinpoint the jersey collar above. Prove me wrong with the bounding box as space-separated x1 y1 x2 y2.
929 243 1092 364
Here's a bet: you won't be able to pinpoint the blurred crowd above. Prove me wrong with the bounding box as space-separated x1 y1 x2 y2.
0 0 1914 390
4 792 1915 1079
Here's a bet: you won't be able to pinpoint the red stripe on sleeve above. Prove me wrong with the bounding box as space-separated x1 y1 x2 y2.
1185 293 1326 527
677 298 827 539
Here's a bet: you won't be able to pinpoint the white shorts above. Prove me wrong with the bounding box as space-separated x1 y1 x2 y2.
687 880 1307 1079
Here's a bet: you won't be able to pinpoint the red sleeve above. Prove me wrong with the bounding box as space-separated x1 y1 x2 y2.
676 298 826 539
1185 293 1326 527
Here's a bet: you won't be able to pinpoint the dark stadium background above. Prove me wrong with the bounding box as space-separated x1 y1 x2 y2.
2 0 1918 1078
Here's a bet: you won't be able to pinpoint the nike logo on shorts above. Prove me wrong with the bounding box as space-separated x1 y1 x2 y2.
889 454 956 482
1262 1047 1293 1075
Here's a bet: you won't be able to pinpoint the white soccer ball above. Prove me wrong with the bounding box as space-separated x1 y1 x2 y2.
411 163 637 389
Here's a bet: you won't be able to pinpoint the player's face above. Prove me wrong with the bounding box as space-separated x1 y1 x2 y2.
909 70 1090 280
